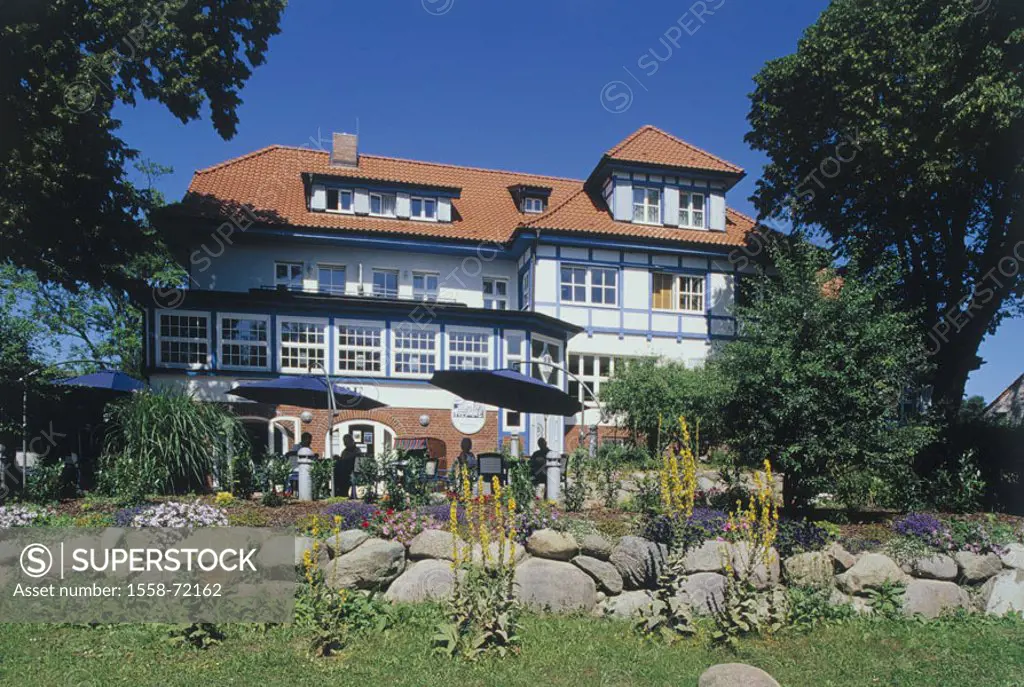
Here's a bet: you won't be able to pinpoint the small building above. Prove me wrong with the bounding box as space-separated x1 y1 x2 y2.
147 125 760 461
984 373 1024 426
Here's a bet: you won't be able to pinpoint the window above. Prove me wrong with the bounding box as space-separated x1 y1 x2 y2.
567 354 620 404
502 331 526 430
632 187 661 224
219 315 269 370
157 312 209 368
412 272 439 301
369 192 397 217
372 269 399 298
278 318 327 372
560 266 586 302
410 196 437 220
651 273 705 312
561 265 617 305
317 265 346 295
483 277 508 310
448 331 490 370
393 326 438 376
530 337 561 386
275 262 304 291
679 192 706 229
520 268 531 309
337 322 383 373
326 188 353 213
523 197 545 213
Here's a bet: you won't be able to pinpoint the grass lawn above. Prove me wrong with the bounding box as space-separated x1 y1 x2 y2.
1 611 1023 686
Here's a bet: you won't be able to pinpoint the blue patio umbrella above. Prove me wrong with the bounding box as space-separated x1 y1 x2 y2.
54 370 147 396
227 375 387 411
429 369 582 417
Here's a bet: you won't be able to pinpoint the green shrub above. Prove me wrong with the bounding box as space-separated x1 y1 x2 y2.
787 587 855 630
26 462 64 502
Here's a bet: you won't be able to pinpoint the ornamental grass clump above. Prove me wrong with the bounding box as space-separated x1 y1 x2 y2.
434 473 520 660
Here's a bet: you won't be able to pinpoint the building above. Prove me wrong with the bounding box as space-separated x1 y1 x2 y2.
148 125 759 462
984 373 1024 426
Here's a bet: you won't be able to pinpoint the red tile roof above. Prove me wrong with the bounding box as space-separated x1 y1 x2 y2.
604 125 744 175
174 126 755 250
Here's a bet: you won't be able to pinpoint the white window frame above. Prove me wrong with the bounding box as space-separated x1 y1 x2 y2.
372 269 399 298
560 264 618 307
529 334 563 388
520 268 532 310
483 277 509 310
409 196 438 221
567 354 624 406
276 316 329 374
325 187 354 214
446 327 492 371
369 192 397 218
317 264 347 296
523 197 544 214
391 324 440 378
217 312 271 372
632 187 661 225
503 330 527 431
335 319 385 375
651 273 706 313
679 191 706 229
412 271 440 302
274 261 304 291
156 309 211 370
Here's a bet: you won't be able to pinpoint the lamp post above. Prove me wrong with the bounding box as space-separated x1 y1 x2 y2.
15 358 113 492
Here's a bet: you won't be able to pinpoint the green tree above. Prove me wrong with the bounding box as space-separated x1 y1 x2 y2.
601 358 732 454
745 0 1024 422
0 0 286 290
716 240 934 510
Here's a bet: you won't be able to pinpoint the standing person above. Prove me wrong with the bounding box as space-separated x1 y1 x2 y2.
530 438 550 498
336 434 360 498
453 437 477 489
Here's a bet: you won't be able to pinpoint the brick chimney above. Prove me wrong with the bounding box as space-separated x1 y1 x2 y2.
330 132 358 168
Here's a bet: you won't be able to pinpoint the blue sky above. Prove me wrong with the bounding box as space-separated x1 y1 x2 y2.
115 0 1021 402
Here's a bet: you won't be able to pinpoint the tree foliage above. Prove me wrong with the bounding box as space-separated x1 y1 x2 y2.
601 358 732 454
716 240 935 509
0 0 286 289
745 0 1024 418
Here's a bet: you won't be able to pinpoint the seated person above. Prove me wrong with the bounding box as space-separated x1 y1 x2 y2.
530 438 551 498
335 435 360 498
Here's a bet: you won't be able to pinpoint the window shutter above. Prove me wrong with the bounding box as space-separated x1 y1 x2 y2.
353 188 370 214
709 193 726 231
396 192 411 218
438 198 452 222
663 187 680 227
310 184 327 211
652 273 674 310
612 180 633 222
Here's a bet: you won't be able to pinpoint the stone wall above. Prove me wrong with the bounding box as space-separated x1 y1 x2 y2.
302 530 1024 619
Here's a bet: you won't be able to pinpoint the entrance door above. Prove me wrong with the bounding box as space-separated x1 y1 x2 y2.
327 421 396 460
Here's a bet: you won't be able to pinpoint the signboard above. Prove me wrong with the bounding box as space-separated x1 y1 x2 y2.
451 400 486 435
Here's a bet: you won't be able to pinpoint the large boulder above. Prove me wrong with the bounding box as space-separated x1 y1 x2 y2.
526 529 579 561
579 534 614 561
408 529 462 561
827 543 857 572
726 542 780 590
295 536 330 568
902 579 970 619
835 553 907 594
326 529 370 557
471 541 527 569
514 558 597 612
682 540 728 574
954 551 1003 583
572 555 624 595
321 538 406 590
601 590 661 620
783 552 834 589
610 536 667 590
908 554 957 581
978 569 1024 616
699 663 780 687
384 560 456 603
1000 543 1024 571
678 572 727 615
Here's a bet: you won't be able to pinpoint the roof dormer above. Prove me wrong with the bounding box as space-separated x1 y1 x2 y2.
508 184 551 214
